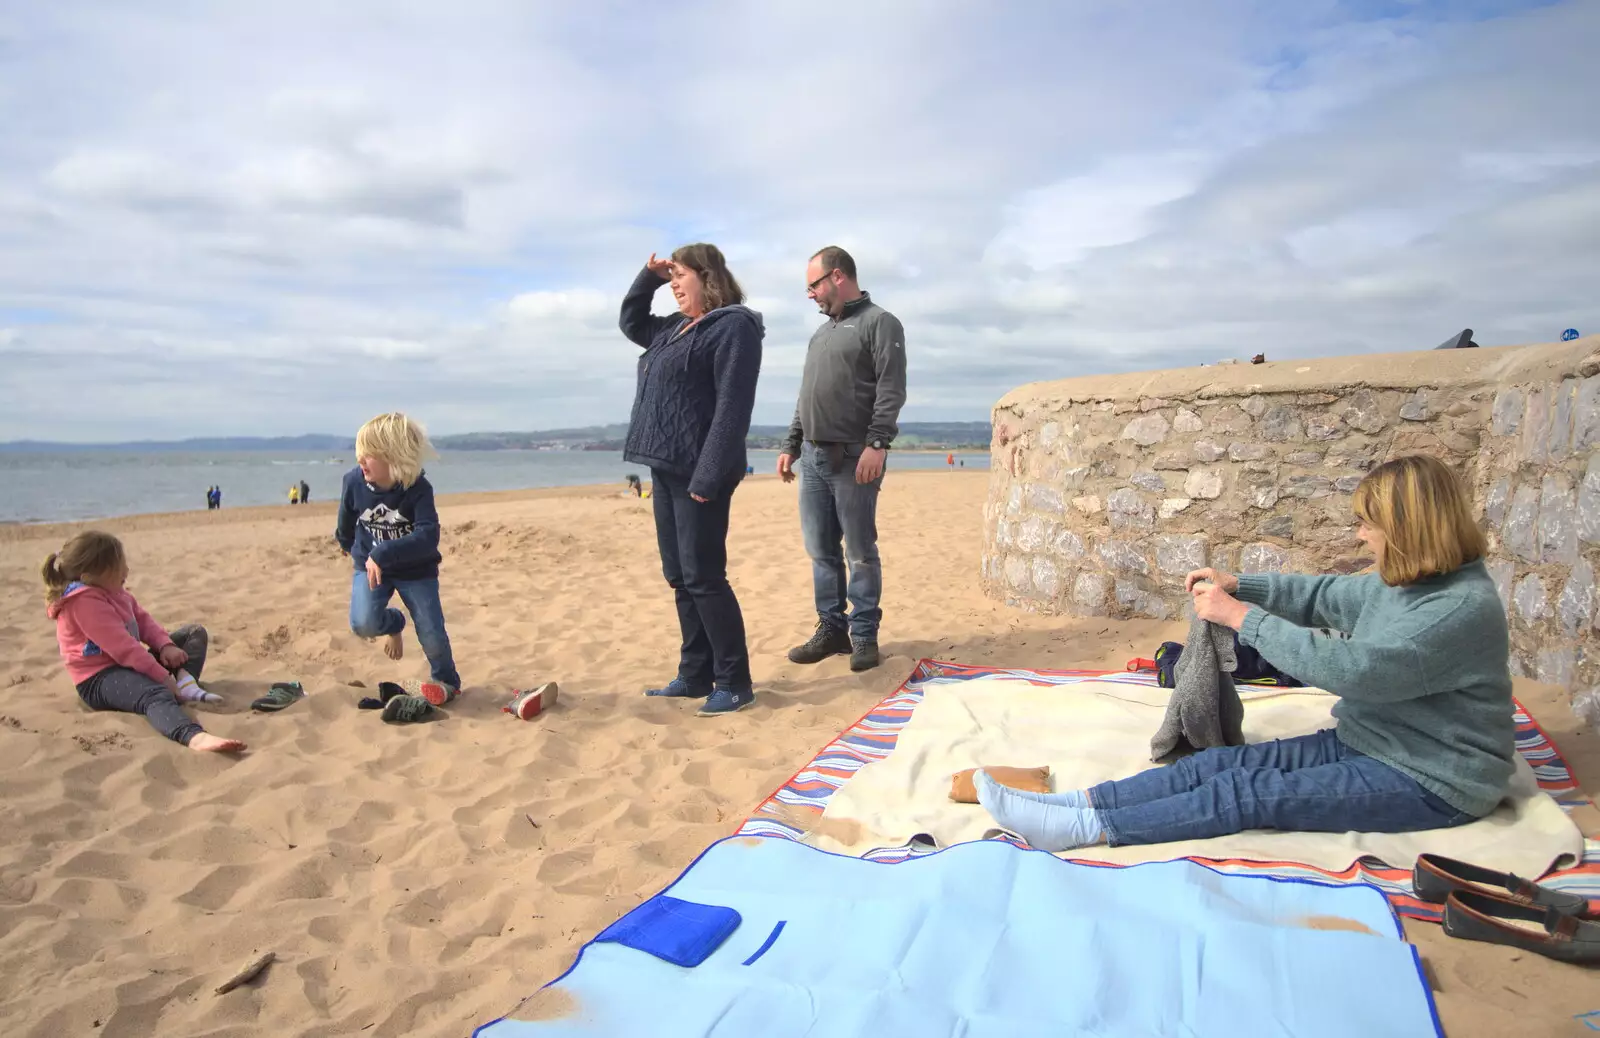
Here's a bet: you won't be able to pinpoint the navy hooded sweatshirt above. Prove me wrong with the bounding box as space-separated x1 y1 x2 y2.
619 267 764 500
334 467 443 581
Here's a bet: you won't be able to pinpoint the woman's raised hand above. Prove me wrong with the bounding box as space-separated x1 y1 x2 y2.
1185 567 1239 594
646 253 674 278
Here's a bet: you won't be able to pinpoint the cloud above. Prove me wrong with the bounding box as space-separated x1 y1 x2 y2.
0 0 1596 440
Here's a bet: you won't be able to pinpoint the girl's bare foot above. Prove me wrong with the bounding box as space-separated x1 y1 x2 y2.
189 733 247 753
383 633 404 661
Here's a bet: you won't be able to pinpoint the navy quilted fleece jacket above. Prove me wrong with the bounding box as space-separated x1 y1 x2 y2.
619 267 764 500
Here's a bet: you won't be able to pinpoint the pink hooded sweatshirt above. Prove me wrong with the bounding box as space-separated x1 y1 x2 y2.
47 582 175 687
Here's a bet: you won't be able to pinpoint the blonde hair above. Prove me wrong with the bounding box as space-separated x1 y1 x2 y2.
355 411 434 488
1351 454 1487 586
42 531 126 602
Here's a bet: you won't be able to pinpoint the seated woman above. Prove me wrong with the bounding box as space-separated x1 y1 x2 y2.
978 453 1515 851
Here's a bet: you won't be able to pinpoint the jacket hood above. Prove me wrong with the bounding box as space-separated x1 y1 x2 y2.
46 581 99 619
697 303 764 338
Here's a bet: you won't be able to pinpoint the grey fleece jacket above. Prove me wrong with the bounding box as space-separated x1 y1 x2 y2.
781 292 906 456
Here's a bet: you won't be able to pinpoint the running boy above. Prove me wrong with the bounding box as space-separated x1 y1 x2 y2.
336 412 461 704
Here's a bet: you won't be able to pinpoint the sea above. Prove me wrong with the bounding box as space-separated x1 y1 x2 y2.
0 449 991 524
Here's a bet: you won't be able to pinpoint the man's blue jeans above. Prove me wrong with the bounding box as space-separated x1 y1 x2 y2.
349 571 461 689
799 442 883 640
1088 728 1476 846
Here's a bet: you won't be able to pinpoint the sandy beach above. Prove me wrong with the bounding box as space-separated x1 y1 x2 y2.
1 471 1594 1037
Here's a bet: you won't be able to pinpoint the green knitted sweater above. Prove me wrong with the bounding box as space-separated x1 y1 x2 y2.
1236 559 1514 817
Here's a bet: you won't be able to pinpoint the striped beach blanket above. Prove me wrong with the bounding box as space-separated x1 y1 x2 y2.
735 659 1600 923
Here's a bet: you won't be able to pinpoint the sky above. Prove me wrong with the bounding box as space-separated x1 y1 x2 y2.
1 0 1597 441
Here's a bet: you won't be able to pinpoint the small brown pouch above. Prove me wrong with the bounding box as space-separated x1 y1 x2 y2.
949 765 1052 804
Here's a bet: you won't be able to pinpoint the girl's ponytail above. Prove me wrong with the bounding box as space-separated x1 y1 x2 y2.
41 552 68 602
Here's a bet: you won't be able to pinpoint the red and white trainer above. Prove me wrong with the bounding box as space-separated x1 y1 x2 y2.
503 682 560 720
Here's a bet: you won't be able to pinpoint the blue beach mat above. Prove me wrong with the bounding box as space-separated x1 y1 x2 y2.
476 835 1441 1037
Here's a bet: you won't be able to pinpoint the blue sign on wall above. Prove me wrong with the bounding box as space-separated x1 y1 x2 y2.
1562 328 1581 341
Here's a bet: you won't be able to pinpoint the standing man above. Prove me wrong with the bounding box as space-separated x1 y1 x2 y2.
777 246 906 672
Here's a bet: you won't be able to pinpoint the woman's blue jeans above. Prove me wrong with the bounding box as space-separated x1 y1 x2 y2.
1088 729 1476 846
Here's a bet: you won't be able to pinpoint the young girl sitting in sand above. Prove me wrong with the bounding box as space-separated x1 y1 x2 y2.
336 412 461 710
44 531 246 753
977 454 1514 851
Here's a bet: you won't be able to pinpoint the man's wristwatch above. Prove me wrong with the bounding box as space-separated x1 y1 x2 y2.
869 438 888 450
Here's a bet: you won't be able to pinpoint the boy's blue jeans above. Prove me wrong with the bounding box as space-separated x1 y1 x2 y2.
1088 728 1476 846
349 571 461 689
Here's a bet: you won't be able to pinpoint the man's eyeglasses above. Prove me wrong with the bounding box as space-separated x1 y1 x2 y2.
807 269 836 291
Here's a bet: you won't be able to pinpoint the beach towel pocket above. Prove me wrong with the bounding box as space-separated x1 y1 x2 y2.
594 895 741 968
949 765 1052 804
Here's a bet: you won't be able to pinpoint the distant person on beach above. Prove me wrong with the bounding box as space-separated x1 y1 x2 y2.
214 486 222 509
336 412 461 705
289 484 300 505
43 531 245 753
620 245 763 716
205 486 216 510
625 473 643 497
300 480 311 505
777 246 906 673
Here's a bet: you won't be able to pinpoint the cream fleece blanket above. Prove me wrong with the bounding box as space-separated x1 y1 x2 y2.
808 675 1584 877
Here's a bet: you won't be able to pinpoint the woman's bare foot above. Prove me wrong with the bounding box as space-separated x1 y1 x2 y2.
383 632 404 661
188 733 247 753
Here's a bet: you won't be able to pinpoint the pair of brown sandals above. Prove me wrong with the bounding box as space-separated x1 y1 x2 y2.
1414 853 1597 964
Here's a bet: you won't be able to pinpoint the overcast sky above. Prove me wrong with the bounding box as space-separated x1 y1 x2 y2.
1 0 1596 441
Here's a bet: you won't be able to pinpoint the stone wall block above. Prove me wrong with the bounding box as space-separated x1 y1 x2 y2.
1259 514 1294 538
1536 648 1576 690
1333 474 1363 493
1130 471 1166 492
1015 516 1051 552
1305 414 1345 441
1039 422 1061 450
1073 571 1112 615
1580 454 1600 545
1539 474 1578 564
1575 375 1600 449
1184 468 1224 499
1097 539 1150 575
1106 487 1156 530
1004 555 1031 593
1398 390 1430 421
1505 484 1540 562
1155 534 1208 575
1173 408 1204 432
1283 475 1333 499
1228 442 1269 462
1193 441 1226 463
1153 451 1190 471
1121 413 1171 446
1513 573 1549 623
1548 379 1575 459
1209 406 1254 435
1072 494 1103 516
1241 395 1269 418
1558 559 1595 635
1286 451 1323 466
1485 558 1514 612
1027 484 1065 515
1007 483 1024 514
1116 579 1173 619
1522 385 1550 463
1491 388 1524 437
1258 406 1304 442
1252 487 1280 509
1050 528 1086 558
1031 556 1061 600
1239 542 1290 572
1484 477 1511 528
1343 389 1388 434
1159 498 1192 519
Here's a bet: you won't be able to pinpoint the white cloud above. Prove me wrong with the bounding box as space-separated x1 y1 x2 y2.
0 0 1597 440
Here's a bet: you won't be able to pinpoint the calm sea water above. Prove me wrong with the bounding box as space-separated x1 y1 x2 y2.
0 449 991 524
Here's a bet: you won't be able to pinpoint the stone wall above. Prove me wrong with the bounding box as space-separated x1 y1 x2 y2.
982 337 1600 717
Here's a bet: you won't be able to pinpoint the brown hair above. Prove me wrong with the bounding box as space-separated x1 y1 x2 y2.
810 245 858 282
42 531 126 602
1351 455 1487 586
670 243 745 312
